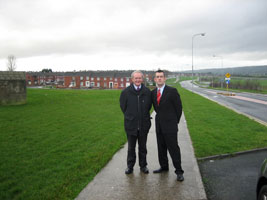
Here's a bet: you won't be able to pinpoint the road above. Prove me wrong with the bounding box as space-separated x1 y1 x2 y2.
180 80 267 125
198 149 267 200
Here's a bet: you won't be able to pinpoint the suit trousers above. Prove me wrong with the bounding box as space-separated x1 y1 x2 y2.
127 131 148 169
156 123 184 174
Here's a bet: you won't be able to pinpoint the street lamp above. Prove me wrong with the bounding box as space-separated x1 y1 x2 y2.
192 33 205 90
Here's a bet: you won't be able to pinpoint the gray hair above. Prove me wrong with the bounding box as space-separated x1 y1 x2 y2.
131 70 144 78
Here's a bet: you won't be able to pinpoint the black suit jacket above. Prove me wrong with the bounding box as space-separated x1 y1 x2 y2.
152 85 182 133
120 84 152 136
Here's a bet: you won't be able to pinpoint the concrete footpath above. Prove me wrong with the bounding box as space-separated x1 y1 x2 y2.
75 112 207 200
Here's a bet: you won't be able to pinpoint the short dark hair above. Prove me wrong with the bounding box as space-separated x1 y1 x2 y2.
155 69 165 77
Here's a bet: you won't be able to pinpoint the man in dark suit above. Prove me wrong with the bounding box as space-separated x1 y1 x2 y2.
120 70 152 174
152 69 184 181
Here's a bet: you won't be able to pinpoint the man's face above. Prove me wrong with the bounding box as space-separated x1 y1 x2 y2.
132 72 143 86
154 72 166 87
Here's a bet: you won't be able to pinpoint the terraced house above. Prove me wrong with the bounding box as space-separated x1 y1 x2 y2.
26 70 154 89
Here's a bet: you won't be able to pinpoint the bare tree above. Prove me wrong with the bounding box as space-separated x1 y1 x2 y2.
7 55 17 71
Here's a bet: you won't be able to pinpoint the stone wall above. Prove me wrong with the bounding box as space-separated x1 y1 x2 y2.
0 71 27 105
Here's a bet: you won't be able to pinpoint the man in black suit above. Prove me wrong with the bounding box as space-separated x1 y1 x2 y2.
152 69 184 181
120 70 152 174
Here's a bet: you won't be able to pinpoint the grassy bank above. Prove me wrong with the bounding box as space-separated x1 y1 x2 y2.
168 80 267 158
0 89 126 200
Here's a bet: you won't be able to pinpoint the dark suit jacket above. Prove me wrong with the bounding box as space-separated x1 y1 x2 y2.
152 85 182 133
120 84 152 136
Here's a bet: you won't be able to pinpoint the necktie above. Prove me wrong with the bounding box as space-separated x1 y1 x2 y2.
136 86 140 91
157 88 161 105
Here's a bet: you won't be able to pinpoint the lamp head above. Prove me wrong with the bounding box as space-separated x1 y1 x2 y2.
201 33 205 36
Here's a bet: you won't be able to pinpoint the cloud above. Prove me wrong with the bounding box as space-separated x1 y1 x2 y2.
0 0 266 71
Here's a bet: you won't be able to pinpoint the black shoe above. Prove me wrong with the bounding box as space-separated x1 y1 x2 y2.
177 174 184 182
153 167 169 173
125 168 133 174
140 167 149 174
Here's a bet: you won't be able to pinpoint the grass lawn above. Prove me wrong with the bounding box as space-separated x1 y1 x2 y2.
0 88 126 200
167 79 267 158
2 81 267 199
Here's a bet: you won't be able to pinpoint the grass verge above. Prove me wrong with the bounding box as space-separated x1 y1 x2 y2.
0 89 126 200
169 80 267 158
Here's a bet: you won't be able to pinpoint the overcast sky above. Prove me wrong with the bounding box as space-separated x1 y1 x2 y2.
0 0 266 72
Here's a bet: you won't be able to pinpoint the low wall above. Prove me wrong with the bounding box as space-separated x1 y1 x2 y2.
0 71 27 105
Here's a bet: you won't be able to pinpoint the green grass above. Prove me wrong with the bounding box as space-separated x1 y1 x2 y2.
1 82 267 199
169 80 267 158
201 76 267 94
0 89 126 200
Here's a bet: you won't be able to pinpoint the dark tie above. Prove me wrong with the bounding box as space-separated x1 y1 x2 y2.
136 86 140 91
157 89 161 105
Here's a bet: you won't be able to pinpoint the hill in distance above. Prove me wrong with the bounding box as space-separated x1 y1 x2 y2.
181 65 267 77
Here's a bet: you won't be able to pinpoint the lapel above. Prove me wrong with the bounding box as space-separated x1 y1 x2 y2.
159 85 169 105
153 88 157 104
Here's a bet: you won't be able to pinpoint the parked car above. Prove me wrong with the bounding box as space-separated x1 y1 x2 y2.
257 159 267 200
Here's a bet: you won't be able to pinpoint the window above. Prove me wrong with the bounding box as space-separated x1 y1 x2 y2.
86 76 89 80
121 83 124 87
91 82 95 87
110 77 113 80
97 77 100 81
80 76 84 80
126 78 129 81
115 78 117 81
97 82 100 87
104 77 106 80
72 76 75 81
28 80 32 85
121 78 123 81
91 77 94 81
80 82 84 86
104 82 107 87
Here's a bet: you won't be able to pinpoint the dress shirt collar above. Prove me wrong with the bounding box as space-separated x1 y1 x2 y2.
133 84 142 90
157 84 165 95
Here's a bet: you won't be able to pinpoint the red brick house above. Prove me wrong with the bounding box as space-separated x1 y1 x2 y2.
26 70 154 89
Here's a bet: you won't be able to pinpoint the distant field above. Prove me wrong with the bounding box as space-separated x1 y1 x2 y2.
198 76 267 93
167 79 267 158
231 77 267 87
0 89 126 200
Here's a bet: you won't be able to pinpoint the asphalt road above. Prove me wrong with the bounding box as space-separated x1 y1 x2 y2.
180 80 267 124
198 150 267 200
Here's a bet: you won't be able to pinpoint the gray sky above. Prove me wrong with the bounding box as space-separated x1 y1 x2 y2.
0 0 266 72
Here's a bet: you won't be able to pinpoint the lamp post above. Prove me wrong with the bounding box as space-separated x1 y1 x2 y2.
192 33 205 90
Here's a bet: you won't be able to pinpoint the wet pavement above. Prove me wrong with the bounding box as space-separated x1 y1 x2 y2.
75 112 207 200
198 149 267 200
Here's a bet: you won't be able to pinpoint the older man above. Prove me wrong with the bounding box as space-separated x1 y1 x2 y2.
120 70 152 174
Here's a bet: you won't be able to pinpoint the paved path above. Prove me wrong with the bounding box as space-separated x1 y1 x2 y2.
75 112 207 200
